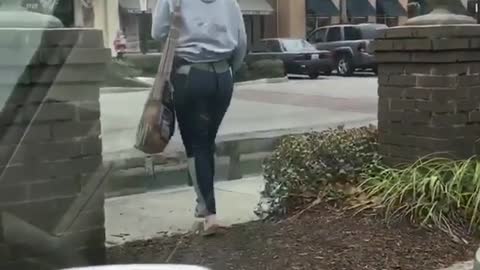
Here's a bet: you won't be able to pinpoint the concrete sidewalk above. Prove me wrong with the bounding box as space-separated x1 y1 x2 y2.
105 176 265 246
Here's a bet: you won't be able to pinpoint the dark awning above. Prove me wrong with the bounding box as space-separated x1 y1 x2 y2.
347 0 376 17
306 0 339 17
377 0 407 16
119 0 157 14
238 0 274 15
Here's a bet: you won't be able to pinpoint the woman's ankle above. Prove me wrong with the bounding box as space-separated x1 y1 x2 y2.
204 214 217 227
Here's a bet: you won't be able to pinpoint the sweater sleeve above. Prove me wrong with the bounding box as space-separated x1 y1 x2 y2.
151 0 171 41
230 2 247 72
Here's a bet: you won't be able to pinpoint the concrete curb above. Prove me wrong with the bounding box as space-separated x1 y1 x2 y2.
103 118 377 198
475 249 480 270
101 77 289 94
101 86 149 94
235 77 289 86
105 152 269 198
440 261 473 270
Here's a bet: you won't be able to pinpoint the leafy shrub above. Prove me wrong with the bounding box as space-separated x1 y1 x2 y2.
233 63 251 82
257 126 379 219
104 58 144 87
250 59 285 79
359 157 480 239
235 59 285 82
123 54 161 76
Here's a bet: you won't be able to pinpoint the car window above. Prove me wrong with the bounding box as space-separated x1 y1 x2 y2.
252 41 268 52
326 27 342 42
265 40 282 52
281 39 316 52
310 28 327 43
344 27 362 41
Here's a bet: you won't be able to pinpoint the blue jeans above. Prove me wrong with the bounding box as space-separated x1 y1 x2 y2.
172 62 233 215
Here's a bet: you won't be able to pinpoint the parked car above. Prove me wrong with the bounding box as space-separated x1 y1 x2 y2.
251 38 334 79
307 23 388 76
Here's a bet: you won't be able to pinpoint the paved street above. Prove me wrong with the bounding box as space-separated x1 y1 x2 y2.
100 76 378 160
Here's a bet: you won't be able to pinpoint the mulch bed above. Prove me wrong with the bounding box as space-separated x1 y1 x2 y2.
108 204 479 270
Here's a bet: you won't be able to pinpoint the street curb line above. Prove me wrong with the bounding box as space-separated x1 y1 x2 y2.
101 87 150 94
101 77 289 94
235 77 289 86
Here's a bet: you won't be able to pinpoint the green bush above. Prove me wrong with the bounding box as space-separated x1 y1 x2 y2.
104 58 144 87
360 157 480 239
120 52 285 82
123 54 161 76
257 126 379 219
235 59 285 82
233 63 250 82
250 59 285 79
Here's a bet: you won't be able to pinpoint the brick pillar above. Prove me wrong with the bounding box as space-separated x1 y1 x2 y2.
0 29 109 269
375 25 480 165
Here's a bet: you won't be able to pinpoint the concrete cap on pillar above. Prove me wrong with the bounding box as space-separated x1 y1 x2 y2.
405 0 476 25
475 248 480 270
0 0 63 28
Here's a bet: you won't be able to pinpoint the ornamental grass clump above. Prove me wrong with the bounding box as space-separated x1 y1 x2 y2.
360 157 480 238
257 126 379 219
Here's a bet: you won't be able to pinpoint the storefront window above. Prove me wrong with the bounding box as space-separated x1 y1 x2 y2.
21 0 74 27
349 17 369 24
377 16 399 26
307 16 331 35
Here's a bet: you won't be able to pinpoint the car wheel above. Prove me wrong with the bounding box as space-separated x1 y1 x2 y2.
308 72 320 79
337 55 354 76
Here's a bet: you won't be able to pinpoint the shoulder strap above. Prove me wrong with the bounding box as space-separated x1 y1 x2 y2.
174 0 182 10
150 0 182 100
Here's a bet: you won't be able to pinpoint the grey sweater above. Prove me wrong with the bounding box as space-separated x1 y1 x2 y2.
151 0 247 72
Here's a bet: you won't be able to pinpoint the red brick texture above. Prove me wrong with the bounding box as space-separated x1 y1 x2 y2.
0 29 109 269
375 25 480 165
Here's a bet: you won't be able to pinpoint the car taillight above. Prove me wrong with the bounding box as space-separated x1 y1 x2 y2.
317 52 329 59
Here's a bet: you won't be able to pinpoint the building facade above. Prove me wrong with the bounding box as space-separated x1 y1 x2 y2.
18 0 479 56
284 0 475 38
115 0 276 53
261 0 411 40
304 0 409 34
17 0 121 55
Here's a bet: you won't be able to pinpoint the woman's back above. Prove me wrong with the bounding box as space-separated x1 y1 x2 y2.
152 0 246 68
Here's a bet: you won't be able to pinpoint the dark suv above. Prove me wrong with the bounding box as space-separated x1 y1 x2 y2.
307 23 388 76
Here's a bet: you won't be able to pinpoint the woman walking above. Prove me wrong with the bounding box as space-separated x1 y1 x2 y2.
152 0 247 235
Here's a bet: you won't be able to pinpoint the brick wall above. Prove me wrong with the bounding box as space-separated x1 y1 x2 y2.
375 25 480 165
0 29 109 269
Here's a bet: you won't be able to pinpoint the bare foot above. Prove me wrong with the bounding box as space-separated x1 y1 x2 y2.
202 223 228 237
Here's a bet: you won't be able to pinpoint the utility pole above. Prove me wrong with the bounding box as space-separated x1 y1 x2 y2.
340 0 348 24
